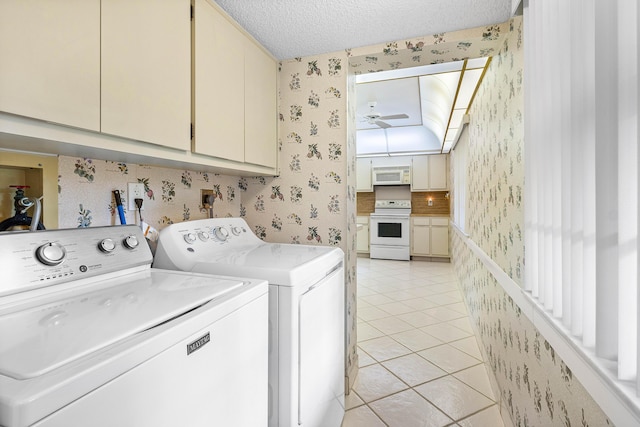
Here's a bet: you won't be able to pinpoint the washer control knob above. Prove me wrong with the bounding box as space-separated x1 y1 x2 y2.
36 242 66 266
98 238 116 253
198 231 210 241
183 233 197 244
212 227 229 242
231 226 242 236
123 235 139 249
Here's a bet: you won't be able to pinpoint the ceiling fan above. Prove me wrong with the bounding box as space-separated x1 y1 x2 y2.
362 101 409 128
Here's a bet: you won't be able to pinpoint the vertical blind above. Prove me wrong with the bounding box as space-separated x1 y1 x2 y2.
524 0 639 394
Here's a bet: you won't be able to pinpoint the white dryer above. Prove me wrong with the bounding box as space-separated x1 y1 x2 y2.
153 218 345 427
0 225 268 427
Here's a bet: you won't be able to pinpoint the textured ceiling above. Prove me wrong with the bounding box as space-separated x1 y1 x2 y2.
213 0 513 60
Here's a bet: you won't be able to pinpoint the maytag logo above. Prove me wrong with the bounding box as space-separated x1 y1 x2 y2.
186 332 210 355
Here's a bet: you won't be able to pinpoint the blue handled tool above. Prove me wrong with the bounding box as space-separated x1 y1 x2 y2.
113 190 126 225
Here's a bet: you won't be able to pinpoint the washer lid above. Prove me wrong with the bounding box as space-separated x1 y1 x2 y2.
193 243 344 286
0 270 244 380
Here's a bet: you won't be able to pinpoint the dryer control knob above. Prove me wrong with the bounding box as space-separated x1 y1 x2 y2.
36 242 66 266
183 233 197 244
198 231 210 241
123 235 139 249
212 227 229 241
98 238 116 253
231 226 242 236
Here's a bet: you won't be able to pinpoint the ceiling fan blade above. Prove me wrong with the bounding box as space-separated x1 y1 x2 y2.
378 114 409 120
375 120 392 129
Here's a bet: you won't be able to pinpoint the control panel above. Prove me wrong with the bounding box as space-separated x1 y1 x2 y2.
165 219 258 248
0 225 152 297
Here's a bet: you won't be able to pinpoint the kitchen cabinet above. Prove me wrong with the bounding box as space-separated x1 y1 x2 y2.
430 217 450 256
357 216 370 253
410 216 449 258
0 0 279 176
0 0 191 149
101 0 191 150
411 218 431 255
0 0 101 131
193 0 278 168
411 154 449 191
244 38 278 168
356 158 373 192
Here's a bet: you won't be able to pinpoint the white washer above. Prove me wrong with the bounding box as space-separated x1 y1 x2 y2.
0 225 268 427
153 218 345 427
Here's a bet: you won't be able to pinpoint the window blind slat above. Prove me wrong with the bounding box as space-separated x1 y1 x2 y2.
594 0 619 361
617 0 638 381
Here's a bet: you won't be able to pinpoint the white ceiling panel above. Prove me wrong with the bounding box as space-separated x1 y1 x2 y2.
356 78 422 130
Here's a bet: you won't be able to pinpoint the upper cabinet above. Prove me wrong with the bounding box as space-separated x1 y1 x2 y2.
101 0 191 149
193 0 278 169
356 158 373 192
0 0 278 176
411 154 449 191
244 39 278 168
0 0 101 131
0 0 191 149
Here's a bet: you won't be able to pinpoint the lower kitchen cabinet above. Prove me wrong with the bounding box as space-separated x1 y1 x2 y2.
411 219 430 255
357 216 370 253
410 217 449 258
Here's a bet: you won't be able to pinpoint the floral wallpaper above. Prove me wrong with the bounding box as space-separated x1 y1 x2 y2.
58 156 241 229
466 17 525 285
451 16 611 426
241 50 359 384
348 22 508 73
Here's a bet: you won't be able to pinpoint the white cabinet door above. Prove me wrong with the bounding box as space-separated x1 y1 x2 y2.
193 0 245 162
411 156 429 191
411 220 430 256
101 0 191 149
411 217 449 257
244 39 278 168
357 217 370 253
357 158 373 192
429 154 449 190
430 226 449 256
411 155 449 191
0 0 100 131
194 0 278 169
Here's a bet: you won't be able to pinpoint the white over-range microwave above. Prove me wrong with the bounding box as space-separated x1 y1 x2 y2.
372 166 411 186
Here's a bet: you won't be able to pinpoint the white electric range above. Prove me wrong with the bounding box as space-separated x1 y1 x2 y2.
0 225 268 427
369 199 412 260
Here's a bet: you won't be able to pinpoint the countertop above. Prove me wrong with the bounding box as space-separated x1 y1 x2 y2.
357 212 450 218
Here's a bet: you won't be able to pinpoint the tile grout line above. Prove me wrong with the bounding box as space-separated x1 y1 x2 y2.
346 260 503 426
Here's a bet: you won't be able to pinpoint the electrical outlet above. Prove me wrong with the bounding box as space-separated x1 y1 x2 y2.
127 183 145 211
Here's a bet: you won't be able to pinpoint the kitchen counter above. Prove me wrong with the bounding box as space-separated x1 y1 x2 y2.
410 214 451 218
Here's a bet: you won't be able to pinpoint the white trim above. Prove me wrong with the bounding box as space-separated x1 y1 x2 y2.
451 225 640 427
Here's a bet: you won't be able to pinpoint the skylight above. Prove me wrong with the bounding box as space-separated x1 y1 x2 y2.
355 57 490 156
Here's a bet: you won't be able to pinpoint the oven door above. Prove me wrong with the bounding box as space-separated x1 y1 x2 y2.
369 214 410 247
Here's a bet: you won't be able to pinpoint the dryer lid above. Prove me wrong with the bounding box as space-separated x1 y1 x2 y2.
0 269 245 379
192 243 344 287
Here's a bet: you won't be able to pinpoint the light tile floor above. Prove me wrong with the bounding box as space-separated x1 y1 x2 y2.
342 258 505 427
